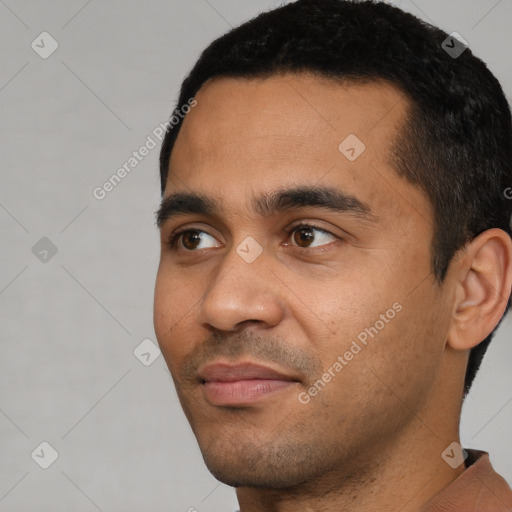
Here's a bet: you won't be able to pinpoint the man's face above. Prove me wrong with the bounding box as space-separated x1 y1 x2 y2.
154 74 453 488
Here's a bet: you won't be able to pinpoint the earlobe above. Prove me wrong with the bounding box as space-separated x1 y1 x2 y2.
447 229 512 351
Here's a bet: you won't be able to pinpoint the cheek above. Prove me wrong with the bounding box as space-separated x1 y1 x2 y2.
153 268 173 337
360 287 446 402
306 272 388 340
153 266 202 365
310 300 444 444
305 259 442 392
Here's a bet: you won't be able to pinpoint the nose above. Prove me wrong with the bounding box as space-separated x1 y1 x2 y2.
195 242 284 332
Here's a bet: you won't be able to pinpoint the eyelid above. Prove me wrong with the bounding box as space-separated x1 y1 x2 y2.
166 221 341 251
286 220 338 237
166 226 220 250
284 221 340 248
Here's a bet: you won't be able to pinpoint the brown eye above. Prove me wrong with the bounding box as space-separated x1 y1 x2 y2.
181 231 202 250
289 223 337 249
168 229 218 251
293 226 315 247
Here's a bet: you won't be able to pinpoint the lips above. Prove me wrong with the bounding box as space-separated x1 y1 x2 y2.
199 362 300 406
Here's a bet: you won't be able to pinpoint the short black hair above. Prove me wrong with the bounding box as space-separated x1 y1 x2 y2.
159 0 512 395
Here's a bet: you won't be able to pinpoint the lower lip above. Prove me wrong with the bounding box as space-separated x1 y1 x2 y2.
203 379 296 405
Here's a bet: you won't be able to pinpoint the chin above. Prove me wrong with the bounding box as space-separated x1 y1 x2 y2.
199 436 325 489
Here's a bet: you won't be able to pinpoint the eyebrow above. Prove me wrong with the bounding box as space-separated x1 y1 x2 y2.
155 185 378 229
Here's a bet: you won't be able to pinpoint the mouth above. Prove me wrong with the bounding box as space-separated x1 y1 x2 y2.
198 361 301 406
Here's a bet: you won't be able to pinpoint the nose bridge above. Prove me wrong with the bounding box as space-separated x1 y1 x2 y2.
197 236 283 331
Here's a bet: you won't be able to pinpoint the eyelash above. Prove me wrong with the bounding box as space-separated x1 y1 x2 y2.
166 222 338 251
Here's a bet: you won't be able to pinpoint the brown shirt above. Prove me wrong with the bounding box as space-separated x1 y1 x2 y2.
421 449 512 512
233 450 512 512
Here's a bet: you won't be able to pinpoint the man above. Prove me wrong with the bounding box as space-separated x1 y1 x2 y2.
153 1 512 510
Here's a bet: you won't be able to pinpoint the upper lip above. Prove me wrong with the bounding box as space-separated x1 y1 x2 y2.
199 362 300 383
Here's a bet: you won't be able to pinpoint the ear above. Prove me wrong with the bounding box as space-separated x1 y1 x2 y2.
447 228 512 351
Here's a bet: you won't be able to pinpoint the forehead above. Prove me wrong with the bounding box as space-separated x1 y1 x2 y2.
166 73 431 229
171 73 406 166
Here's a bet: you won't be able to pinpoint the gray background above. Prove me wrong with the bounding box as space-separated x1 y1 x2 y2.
1 1 511 511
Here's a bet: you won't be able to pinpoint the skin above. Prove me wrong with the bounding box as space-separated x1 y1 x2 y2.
153 73 512 512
